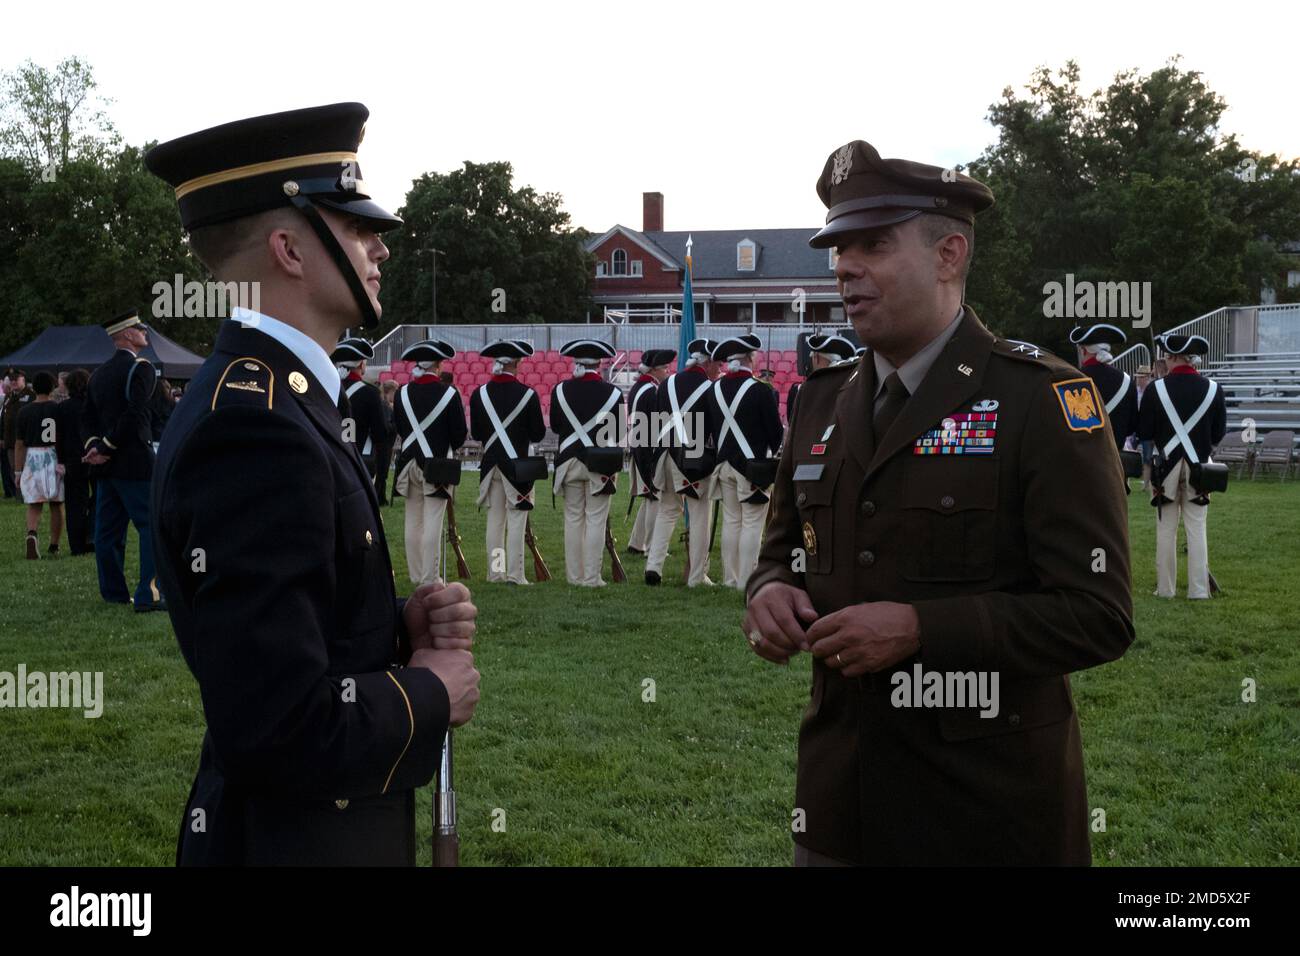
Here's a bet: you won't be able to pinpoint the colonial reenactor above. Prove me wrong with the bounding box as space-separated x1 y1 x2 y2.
643 337 719 587
470 339 546 584
743 140 1133 866
393 339 468 586
1138 332 1227 599
709 334 784 590
80 310 163 611
788 332 856 424
549 339 624 586
144 102 479 865
1071 323 1138 451
333 337 387 479
626 348 675 555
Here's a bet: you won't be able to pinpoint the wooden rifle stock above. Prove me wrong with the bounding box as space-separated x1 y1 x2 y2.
445 496 471 580
605 516 626 583
525 515 552 582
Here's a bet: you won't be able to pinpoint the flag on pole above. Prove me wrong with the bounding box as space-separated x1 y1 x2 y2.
679 236 697 531
679 234 696 366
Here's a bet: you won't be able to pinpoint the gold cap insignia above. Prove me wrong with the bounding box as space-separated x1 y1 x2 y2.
289 371 309 393
282 180 300 197
802 521 817 555
334 799 349 810
365 530 373 546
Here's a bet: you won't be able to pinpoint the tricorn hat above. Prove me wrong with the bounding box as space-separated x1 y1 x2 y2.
402 339 455 363
331 337 374 363
806 332 857 360
481 339 534 360
559 339 616 362
640 348 676 369
1157 333 1210 356
1069 323 1128 346
711 335 761 362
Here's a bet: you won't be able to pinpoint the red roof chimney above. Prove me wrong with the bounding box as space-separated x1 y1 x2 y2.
643 192 663 232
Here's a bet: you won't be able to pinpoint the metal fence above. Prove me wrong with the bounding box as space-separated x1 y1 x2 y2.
1159 304 1300 366
371 322 826 365
1111 343 1151 376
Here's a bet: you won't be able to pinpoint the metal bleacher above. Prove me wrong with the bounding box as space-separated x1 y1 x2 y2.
1203 351 1300 455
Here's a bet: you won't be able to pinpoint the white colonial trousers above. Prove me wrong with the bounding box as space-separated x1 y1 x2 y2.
555 458 613 586
1155 459 1211 599
714 461 769 589
395 460 451 586
645 453 714 586
477 466 532 584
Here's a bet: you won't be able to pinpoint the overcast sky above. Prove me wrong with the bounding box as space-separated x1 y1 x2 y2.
6 0 1296 241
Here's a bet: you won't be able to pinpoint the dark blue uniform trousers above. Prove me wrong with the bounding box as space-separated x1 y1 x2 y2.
94 477 157 605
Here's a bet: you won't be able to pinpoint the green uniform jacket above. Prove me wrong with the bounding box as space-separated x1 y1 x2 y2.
747 308 1134 865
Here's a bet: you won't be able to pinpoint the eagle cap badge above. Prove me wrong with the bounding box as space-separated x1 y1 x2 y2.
831 144 855 185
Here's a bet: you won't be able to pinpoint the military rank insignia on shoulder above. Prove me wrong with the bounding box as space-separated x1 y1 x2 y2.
1053 376 1104 432
212 357 274 410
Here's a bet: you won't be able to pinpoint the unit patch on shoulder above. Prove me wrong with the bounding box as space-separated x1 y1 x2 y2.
212 356 274 410
1053 377 1104 432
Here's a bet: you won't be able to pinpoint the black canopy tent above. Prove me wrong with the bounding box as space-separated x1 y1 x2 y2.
0 325 207 379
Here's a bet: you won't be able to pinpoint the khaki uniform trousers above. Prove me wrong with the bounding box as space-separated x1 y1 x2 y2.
396 460 450 586
555 458 613 586
715 461 770 590
1155 458 1211 599
645 454 714 587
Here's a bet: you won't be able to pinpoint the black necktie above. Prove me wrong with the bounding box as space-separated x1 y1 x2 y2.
873 372 910 442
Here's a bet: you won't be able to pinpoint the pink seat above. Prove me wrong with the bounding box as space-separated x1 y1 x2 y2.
776 360 793 373
541 372 559 386
379 371 394 383
393 372 410 385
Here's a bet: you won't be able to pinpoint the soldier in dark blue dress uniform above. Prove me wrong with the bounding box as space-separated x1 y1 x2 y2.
80 310 163 611
144 102 480 865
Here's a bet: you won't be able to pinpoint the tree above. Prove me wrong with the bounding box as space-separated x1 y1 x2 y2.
379 161 594 332
0 57 118 171
965 58 1300 355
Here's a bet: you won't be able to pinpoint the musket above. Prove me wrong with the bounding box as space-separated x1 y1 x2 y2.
605 515 626 583
445 494 471 580
432 731 459 867
524 515 551 582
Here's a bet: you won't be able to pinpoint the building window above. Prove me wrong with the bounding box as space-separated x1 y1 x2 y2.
596 261 607 277
828 248 838 270
737 239 756 271
1288 270 1300 288
630 259 643 277
612 249 628 276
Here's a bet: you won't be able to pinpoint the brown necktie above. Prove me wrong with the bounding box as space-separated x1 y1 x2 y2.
873 372 910 442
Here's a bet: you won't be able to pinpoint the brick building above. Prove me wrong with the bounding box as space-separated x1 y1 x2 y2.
584 192 842 325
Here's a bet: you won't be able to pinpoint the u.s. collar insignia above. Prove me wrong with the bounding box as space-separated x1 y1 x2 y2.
289 371 309 394
1053 377 1104 432
802 521 818 555
973 399 999 412
831 144 854 184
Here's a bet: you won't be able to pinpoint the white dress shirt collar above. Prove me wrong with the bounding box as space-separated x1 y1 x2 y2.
231 308 340 405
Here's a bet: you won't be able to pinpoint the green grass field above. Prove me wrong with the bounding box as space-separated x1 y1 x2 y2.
1 473 1297 866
